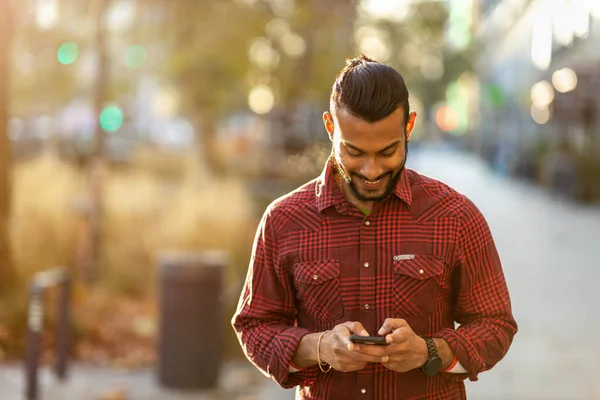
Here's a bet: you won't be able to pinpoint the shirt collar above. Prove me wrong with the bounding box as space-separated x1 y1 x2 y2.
394 167 413 206
315 159 344 213
315 159 413 213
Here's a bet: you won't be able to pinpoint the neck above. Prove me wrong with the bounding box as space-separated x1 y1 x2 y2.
337 174 373 212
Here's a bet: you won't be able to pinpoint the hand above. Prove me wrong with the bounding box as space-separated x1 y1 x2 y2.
319 321 385 372
377 318 428 373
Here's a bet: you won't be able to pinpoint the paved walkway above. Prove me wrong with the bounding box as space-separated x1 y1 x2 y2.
0 361 294 400
410 145 600 400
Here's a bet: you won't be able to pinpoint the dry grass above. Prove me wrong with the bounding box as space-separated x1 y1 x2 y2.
12 149 255 289
3 148 257 363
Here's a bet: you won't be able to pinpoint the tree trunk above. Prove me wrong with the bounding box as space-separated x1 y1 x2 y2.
82 0 111 282
0 0 17 291
196 113 226 177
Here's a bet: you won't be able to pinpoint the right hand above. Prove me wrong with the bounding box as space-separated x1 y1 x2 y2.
319 321 386 372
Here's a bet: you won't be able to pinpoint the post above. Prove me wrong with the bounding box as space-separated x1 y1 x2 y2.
55 275 71 380
24 269 71 399
25 284 44 400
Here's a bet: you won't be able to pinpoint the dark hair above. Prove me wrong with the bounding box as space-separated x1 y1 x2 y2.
330 55 410 125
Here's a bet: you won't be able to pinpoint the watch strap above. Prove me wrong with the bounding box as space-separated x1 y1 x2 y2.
424 337 439 359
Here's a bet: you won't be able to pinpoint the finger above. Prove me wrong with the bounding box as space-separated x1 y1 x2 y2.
346 350 385 363
378 318 407 336
352 344 388 357
340 321 369 337
351 321 369 336
386 327 409 344
339 322 368 351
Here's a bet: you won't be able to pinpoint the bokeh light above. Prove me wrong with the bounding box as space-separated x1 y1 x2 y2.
124 45 147 69
360 0 410 22
57 42 79 65
248 85 274 115
530 104 550 124
249 38 280 71
265 18 290 38
420 55 444 81
280 34 306 58
355 26 390 62
552 67 578 93
530 80 555 107
99 104 124 132
435 105 459 132
36 0 59 30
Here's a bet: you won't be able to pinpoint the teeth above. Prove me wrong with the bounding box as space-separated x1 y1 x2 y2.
361 178 381 184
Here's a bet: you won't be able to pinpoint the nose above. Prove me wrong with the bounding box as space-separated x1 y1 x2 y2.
359 158 384 181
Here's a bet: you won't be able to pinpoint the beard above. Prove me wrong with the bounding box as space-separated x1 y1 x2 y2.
347 142 408 203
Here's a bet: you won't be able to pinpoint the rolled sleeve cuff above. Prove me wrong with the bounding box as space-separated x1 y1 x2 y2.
436 328 486 382
273 327 318 388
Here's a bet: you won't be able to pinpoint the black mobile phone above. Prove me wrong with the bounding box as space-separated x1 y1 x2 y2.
349 334 388 346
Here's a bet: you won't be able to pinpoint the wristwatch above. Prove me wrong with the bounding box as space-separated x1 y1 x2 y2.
420 337 443 377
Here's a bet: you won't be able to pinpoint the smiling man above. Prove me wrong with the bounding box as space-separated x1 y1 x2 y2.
232 55 517 400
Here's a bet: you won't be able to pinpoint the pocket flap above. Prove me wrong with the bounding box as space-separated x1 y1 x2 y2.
393 254 445 280
294 259 340 284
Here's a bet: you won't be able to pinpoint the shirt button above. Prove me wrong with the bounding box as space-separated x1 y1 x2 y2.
313 274 319 280
364 304 370 310
361 388 367 394
363 262 369 268
364 221 370 226
418 269 424 275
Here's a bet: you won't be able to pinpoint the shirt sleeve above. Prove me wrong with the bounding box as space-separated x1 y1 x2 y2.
231 206 319 388
436 197 518 382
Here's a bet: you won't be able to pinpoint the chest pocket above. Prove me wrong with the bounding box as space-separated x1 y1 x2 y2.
392 254 445 319
293 259 343 323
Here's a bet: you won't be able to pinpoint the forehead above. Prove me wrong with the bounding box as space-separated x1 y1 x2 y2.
333 107 406 148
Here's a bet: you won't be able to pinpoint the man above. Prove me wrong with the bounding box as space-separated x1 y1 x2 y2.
232 55 517 399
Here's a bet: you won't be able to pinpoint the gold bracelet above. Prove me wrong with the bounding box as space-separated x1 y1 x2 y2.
316 330 332 373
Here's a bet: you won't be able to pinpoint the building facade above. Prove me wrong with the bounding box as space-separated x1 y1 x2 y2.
473 0 600 201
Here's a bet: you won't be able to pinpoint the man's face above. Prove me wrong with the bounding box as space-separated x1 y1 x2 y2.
324 107 416 203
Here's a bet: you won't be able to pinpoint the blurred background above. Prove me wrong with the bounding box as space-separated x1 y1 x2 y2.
0 0 599 399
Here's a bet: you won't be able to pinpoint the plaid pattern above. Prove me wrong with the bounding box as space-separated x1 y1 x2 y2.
232 160 517 400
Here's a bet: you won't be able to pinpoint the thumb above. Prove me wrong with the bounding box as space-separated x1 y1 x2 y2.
343 321 369 336
378 318 407 335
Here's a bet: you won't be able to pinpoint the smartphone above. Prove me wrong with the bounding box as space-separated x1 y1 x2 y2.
349 335 388 346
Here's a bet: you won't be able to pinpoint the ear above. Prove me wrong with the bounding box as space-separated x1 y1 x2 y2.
405 111 417 142
323 111 335 142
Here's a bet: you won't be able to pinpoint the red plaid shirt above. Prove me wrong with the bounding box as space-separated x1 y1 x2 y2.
232 160 517 400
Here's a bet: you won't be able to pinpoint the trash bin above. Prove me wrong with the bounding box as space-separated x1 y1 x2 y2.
157 251 225 390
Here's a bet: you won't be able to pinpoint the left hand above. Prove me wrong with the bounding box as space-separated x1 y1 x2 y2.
368 318 429 373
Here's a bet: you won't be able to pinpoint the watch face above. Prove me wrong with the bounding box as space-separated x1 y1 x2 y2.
423 357 443 377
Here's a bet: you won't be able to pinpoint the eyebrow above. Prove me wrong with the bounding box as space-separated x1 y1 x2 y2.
342 139 402 154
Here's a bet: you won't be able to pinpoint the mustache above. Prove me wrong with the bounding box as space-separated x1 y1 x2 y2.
350 171 393 182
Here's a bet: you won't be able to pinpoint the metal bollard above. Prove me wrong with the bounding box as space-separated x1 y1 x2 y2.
25 268 71 400
157 251 225 390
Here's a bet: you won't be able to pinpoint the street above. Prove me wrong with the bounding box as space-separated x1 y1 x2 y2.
2 145 599 400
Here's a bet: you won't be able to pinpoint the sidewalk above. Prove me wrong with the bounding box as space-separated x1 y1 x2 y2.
0 361 295 400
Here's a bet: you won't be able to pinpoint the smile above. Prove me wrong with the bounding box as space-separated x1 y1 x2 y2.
359 177 383 185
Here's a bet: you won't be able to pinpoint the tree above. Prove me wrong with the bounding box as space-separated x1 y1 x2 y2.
0 0 17 291
155 0 272 176
140 0 360 175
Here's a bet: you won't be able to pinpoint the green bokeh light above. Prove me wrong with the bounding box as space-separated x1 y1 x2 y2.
57 42 80 65
124 45 147 69
99 105 124 132
486 83 506 108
